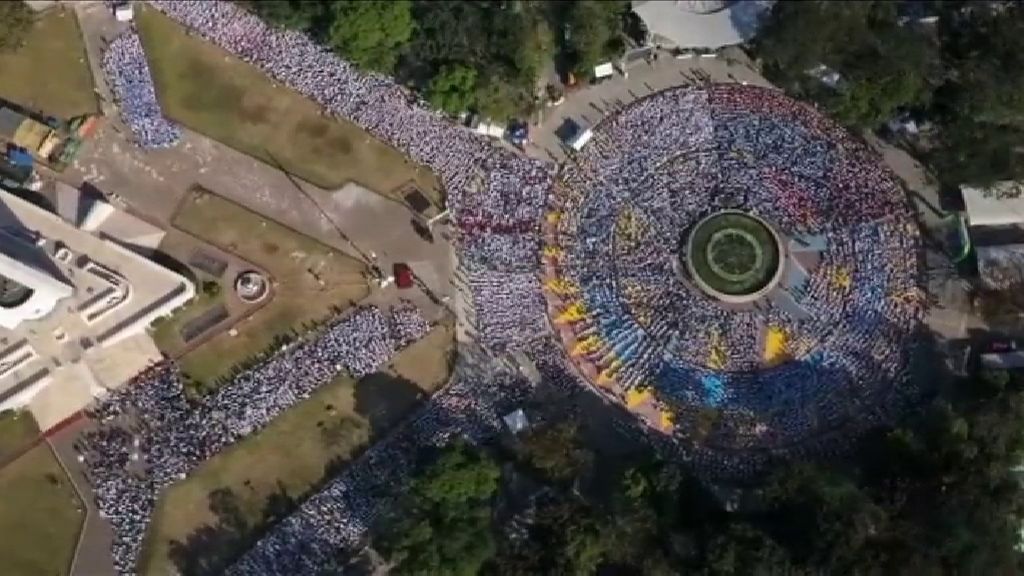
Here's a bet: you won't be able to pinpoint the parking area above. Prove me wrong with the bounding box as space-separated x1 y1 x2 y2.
526 48 769 164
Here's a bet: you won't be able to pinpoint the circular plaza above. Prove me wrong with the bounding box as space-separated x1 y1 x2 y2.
541 84 927 464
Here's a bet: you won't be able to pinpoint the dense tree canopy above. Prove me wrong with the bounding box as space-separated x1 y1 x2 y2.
326 1 414 74
560 1 629 77
372 368 1024 575
246 0 327 31
0 2 33 54
247 0 631 120
755 1 1024 187
425 64 478 116
756 1 940 129
376 444 500 576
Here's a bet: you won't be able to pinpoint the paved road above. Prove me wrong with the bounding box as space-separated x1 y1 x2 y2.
526 48 767 164
49 418 117 576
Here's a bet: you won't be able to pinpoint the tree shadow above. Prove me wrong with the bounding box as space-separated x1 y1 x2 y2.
166 487 249 576
167 482 303 576
354 372 426 439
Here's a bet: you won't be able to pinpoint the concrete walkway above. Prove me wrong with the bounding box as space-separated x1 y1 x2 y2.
48 418 117 576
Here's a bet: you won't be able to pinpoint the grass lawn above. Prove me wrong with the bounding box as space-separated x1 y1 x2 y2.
0 8 97 119
135 6 439 201
150 290 225 359
165 189 369 390
0 445 84 576
0 410 40 462
140 320 454 576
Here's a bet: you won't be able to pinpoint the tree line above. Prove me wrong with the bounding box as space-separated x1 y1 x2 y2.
247 0 631 121
753 0 1024 189
365 366 1024 575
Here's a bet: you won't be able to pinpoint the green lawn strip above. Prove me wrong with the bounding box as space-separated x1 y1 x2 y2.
141 323 455 575
169 189 368 390
135 5 438 199
0 8 97 119
0 445 84 576
140 373 366 575
0 409 40 462
150 290 225 358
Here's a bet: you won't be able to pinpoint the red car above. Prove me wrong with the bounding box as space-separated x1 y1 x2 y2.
394 263 414 289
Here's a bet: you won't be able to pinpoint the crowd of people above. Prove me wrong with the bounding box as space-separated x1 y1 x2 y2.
79 0 933 570
101 31 181 149
143 0 553 349
545 84 927 459
229 363 534 575
146 0 550 228
78 304 430 575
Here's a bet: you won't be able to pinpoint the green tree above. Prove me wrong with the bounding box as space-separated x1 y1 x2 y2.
756 1 938 128
0 2 33 53
246 0 327 31
703 523 795 576
563 1 627 76
378 444 500 575
401 1 552 118
426 64 477 115
328 1 414 73
518 420 591 482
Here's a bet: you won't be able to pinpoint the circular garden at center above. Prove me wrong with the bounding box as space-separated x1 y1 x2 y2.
685 210 782 300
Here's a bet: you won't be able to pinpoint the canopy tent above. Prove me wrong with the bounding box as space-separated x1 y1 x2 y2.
632 0 773 49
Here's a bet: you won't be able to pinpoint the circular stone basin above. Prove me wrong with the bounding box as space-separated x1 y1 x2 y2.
684 210 783 302
235 271 269 304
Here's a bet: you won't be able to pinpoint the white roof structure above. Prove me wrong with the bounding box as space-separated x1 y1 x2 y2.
502 408 530 434
569 128 593 151
474 121 506 139
0 243 73 329
632 0 774 49
114 3 134 22
962 181 1024 227
0 188 194 427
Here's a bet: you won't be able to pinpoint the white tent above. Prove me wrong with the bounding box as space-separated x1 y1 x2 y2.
502 408 529 434
962 182 1024 228
474 121 506 139
632 0 773 49
569 128 593 151
593 62 614 79
114 3 134 22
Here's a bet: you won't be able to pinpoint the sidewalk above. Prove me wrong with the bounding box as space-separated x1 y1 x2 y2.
47 418 117 576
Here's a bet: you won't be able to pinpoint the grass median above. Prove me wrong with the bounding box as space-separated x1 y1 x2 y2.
0 444 84 576
135 5 438 201
155 188 369 392
141 320 454 575
0 7 97 119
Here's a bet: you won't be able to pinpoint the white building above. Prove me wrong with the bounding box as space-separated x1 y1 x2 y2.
0 186 194 428
632 0 774 50
961 181 1024 290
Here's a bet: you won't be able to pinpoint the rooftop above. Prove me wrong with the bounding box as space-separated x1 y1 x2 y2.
0 186 194 427
962 181 1024 229
632 0 773 49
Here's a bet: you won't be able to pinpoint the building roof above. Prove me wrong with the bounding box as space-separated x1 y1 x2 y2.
962 181 1024 228
632 0 773 49
503 408 529 434
981 350 1024 370
0 188 193 426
